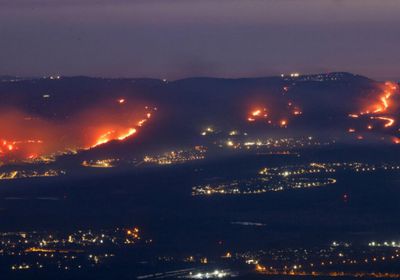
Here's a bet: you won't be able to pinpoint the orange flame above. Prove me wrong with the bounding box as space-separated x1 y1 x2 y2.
89 108 153 149
350 81 399 139
0 99 156 163
393 137 400 144
371 116 395 128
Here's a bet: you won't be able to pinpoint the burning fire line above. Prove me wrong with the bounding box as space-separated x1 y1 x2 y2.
89 108 154 149
370 116 395 128
0 101 157 162
349 81 399 143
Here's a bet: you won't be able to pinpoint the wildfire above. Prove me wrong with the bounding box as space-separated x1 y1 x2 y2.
247 107 271 123
249 108 267 119
349 81 399 141
361 92 392 115
393 137 400 144
93 131 115 147
118 128 137 140
381 96 389 110
292 108 302 115
90 107 153 149
371 116 395 128
359 82 397 116
255 264 267 272
0 139 43 160
0 99 156 163
247 104 299 128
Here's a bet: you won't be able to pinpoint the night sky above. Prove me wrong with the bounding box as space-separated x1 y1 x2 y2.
0 0 399 80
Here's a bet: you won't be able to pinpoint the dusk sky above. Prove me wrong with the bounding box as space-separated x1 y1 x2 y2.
1 0 399 80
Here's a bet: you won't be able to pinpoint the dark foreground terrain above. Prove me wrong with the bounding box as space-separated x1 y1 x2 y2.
1 145 400 279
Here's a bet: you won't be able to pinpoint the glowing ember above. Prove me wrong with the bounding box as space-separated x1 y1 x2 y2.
293 108 302 115
393 137 400 144
252 110 262 117
247 103 301 127
247 108 270 123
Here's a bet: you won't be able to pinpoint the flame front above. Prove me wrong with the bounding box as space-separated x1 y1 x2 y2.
0 99 156 163
349 81 399 143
